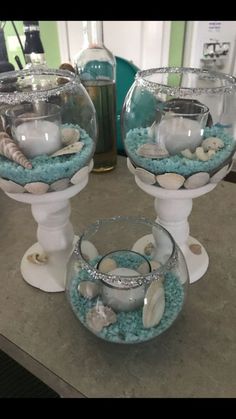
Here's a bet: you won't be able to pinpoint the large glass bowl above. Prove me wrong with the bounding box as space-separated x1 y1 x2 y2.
122 67 236 189
0 68 97 193
66 216 189 344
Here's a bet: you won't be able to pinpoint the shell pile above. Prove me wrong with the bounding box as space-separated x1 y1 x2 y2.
0 126 92 195
130 132 231 190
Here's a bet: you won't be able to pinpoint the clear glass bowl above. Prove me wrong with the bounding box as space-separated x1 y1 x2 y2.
122 67 236 189
0 68 97 191
66 216 189 344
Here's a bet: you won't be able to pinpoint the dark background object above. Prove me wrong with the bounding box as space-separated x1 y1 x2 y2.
0 349 60 398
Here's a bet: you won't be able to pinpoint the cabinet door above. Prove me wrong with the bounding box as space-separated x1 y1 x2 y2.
57 21 171 70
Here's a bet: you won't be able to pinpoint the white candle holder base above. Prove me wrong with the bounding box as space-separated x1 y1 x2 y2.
131 160 217 284
6 171 89 293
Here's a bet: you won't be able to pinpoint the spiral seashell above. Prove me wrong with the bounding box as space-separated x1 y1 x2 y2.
0 132 32 169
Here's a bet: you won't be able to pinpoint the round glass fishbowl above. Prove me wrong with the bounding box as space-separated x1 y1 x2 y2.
66 216 189 344
0 68 97 194
122 67 236 189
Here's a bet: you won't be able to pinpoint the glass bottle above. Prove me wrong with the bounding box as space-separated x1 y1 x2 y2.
23 21 47 69
75 21 117 172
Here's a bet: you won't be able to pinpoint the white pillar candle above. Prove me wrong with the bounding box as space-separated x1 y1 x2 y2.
157 117 204 155
15 120 62 158
102 267 146 312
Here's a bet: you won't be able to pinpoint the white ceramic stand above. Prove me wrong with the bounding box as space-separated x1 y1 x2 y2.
129 159 217 284
6 168 89 293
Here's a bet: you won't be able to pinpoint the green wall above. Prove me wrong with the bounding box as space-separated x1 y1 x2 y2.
3 21 185 71
4 21 61 69
168 21 186 67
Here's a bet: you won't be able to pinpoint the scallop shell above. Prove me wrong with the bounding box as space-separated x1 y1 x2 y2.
156 173 185 190
61 127 80 146
137 261 151 275
202 137 224 151
70 166 88 185
135 168 156 185
127 158 136 175
78 281 100 299
27 252 48 265
137 143 169 159
143 280 165 328
189 243 202 255
24 182 49 194
86 304 117 333
98 257 117 273
184 172 210 189
0 132 32 169
88 159 94 172
49 178 70 191
0 178 25 193
50 141 84 157
81 240 99 261
210 164 229 183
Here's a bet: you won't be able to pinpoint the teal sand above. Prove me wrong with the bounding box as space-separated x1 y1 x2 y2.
125 125 235 177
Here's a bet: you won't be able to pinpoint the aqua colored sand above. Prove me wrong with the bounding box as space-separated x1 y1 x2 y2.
125 125 235 177
67 255 185 344
0 124 94 185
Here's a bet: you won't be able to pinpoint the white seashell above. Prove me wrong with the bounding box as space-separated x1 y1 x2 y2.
181 149 196 160
189 244 202 255
150 260 161 271
61 127 80 145
137 262 151 275
0 178 25 193
135 168 156 185
144 242 155 256
27 252 48 265
70 166 88 185
202 137 224 151
137 143 169 159
195 147 209 161
50 178 70 191
98 257 117 273
143 280 165 328
86 304 117 333
127 158 136 175
0 132 32 169
81 240 99 261
184 172 210 189
207 150 216 159
78 281 101 299
156 173 185 190
88 159 94 172
50 141 84 157
24 182 49 194
210 164 229 183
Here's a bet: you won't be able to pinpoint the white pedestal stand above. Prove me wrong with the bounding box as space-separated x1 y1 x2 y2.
6 170 89 293
131 161 217 284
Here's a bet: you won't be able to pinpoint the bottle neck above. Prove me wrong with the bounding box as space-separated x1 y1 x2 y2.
82 21 104 48
24 24 46 67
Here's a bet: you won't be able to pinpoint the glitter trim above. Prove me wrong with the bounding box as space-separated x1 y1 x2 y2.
0 68 81 105
135 67 236 97
73 215 179 288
